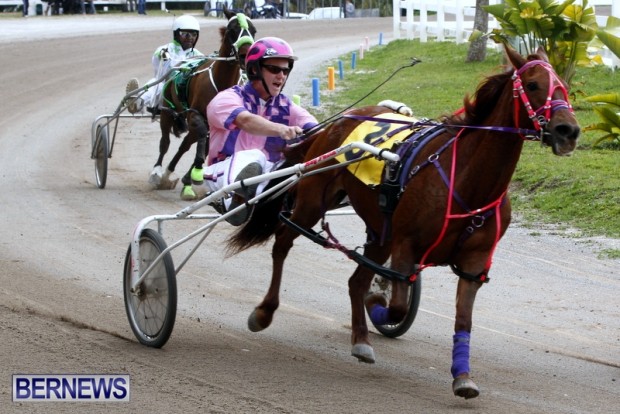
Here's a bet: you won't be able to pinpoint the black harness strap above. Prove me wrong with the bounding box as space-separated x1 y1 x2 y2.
279 212 412 283
450 264 490 283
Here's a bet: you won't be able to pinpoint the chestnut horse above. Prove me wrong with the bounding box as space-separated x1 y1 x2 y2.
150 11 256 198
225 45 580 398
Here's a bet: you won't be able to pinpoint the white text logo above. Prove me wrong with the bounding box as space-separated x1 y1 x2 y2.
12 374 130 402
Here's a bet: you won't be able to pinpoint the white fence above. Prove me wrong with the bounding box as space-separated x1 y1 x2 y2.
393 0 619 44
392 0 501 43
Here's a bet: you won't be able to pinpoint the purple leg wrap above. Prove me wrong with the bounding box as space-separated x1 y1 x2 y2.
369 305 391 325
451 330 471 378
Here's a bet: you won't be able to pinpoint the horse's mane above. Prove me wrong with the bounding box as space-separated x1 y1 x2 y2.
443 69 513 126
444 52 545 126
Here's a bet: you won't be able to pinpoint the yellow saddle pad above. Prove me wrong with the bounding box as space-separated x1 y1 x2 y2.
335 112 418 186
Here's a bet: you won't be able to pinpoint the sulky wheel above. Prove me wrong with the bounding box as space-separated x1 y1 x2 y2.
94 124 109 189
365 273 421 338
124 229 177 348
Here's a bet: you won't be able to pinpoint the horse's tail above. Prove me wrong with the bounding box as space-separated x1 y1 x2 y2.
225 133 320 256
225 175 291 256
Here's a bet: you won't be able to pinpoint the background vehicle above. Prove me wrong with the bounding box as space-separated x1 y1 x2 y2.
243 0 282 18
307 6 343 19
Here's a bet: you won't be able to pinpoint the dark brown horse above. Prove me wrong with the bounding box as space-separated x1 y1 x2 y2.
150 10 256 199
226 45 580 398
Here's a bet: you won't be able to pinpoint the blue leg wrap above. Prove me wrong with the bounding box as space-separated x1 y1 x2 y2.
369 305 391 325
451 330 471 378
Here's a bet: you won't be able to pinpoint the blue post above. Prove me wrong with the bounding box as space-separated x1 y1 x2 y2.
312 78 320 107
351 52 356 70
379 32 383 46
338 60 344 80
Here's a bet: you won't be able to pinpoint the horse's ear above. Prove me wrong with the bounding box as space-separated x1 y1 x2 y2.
503 43 526 70
535 46 549 63
223 8 235 20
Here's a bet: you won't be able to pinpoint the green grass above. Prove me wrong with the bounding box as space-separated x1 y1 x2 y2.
303 40 619 255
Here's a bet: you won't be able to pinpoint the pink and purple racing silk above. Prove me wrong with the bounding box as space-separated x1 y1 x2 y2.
206 83 318 166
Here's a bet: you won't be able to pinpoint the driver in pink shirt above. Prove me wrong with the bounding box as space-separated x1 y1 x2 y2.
200 37 318 226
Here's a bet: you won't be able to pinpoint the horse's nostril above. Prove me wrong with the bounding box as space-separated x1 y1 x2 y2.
555 124 580 140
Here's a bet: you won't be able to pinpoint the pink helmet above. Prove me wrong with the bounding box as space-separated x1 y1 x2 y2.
245 37 298 80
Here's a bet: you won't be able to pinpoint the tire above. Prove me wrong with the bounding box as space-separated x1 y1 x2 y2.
124 229 177 348
94 125 108 189
366 273 421 338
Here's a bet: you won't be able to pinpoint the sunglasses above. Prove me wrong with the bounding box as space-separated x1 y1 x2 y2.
178 30 198 38
262 64 291 76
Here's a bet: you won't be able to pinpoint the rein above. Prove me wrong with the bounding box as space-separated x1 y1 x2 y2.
339 60 572 143
344 114 543 141
287 58 423 146
307 59 572 284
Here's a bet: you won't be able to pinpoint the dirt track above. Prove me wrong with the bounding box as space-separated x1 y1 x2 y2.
0 15 619 413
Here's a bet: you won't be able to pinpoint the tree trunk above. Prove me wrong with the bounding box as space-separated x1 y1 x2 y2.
466 0 490 62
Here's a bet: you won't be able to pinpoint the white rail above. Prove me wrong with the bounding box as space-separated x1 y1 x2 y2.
392 0 619 68
393 0 619 45
392 0 501 44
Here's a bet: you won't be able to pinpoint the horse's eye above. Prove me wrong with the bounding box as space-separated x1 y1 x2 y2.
526 82 538 91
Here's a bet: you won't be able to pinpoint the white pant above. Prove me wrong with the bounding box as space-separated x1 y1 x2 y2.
203 149 274 210
142 57 172 109
140 78 160 109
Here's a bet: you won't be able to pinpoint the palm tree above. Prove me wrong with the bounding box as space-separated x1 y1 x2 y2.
467 0 490 62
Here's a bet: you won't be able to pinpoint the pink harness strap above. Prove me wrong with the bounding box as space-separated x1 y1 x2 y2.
512 60 572 134
412 128 505 283
412 60 570 283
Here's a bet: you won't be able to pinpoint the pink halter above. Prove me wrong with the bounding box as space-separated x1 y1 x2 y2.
512 60 572 133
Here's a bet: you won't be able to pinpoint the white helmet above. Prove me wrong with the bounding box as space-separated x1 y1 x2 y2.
173 15 200 33
173 15 200 50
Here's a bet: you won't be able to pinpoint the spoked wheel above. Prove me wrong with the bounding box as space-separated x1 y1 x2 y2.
366 273 421 338
123 229 177 348
94 125 109 189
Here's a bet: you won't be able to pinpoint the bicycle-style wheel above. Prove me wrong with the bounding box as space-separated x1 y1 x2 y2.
94 125 109 189
366 273 421 338
124 229 177 348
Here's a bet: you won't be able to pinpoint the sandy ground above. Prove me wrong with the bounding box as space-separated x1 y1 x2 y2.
0 14 619 414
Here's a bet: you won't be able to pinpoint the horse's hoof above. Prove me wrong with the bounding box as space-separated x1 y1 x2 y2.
452 377 480 399
191 183 207 199
180 185 197 201
364 292 388 311
351 343 376 364
157 169 178 190
247 310 266 332
159 177 179 190
148 166 163 187
159 171 179 190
